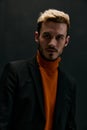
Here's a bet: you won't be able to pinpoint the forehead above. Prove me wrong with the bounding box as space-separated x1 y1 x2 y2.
40 21 67 34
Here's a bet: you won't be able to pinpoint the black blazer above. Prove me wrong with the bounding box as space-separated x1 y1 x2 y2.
0 56 77 130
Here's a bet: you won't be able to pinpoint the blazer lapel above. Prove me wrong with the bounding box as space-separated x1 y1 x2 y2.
53 68 64 127
27 57 45 118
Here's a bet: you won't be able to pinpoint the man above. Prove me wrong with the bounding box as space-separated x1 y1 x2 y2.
0 9 77 130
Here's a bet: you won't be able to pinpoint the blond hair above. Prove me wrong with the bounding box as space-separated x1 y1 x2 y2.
37 9 70 34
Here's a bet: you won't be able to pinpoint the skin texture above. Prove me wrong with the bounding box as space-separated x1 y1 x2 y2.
35 21 70 61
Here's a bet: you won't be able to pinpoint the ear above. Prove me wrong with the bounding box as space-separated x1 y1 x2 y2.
65 35 70 47
34 31 39 43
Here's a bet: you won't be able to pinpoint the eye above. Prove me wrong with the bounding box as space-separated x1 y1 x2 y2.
42 32 51 40
56 35 65 41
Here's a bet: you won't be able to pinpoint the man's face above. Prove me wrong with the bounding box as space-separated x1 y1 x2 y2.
35 21 70 61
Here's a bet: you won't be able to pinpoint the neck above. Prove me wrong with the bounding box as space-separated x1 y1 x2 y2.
37 51 61 72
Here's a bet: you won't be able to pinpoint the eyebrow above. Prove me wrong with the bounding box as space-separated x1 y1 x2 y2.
43 32 65 37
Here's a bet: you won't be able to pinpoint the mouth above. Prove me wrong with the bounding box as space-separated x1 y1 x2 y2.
46 48 57 53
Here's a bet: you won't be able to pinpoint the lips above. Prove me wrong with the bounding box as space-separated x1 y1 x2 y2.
46 48 57 52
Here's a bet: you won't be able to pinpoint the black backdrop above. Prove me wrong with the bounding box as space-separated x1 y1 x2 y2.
0 0 87 130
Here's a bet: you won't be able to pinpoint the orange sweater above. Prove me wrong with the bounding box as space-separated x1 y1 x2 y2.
37 52 61 130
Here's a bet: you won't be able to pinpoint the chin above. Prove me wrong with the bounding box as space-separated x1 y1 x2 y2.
48 54 59 60
46 56 59 61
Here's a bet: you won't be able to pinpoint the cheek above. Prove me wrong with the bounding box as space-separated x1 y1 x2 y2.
39 39 47 47
39 41 45 49
57 42 66 50
60 41 66 47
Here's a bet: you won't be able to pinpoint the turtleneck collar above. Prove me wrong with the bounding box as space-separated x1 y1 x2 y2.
37 51 61 72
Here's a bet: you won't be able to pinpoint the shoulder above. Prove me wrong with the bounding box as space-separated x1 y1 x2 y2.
9 59 29 71
0 57 37 84
4 56 36 72
1 57 36 78
3 59 29 74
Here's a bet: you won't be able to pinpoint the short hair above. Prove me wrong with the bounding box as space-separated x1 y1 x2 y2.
37 9 70 34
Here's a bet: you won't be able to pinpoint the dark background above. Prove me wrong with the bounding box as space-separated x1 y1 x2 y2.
0 0 87 130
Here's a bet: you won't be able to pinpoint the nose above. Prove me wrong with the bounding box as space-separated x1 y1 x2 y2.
48 37 57 47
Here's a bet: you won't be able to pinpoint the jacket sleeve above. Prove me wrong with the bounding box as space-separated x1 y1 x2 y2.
66 81 77 130
0 63 18 130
